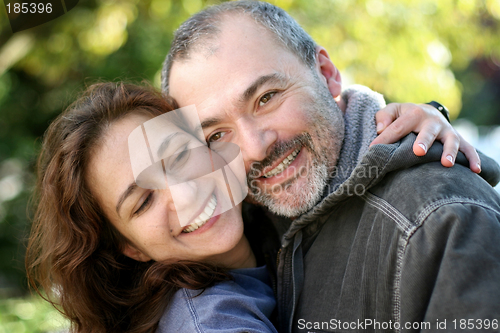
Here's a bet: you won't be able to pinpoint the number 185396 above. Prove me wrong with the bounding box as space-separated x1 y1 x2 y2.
452 319 498 330
6 2 53 14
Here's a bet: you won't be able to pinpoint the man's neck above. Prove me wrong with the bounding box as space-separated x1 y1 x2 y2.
335 94 347 113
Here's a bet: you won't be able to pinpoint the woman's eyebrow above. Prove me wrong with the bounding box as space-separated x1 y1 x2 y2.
116 183 138 217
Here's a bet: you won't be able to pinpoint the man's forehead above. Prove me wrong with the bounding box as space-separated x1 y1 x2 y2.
173 14 271 63
217 13 272 40
169 15 285 77
169 31 295 96
167 13 313 123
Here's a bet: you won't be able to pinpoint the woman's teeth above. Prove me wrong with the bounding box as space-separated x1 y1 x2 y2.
263 148 300 178
182 194 217 233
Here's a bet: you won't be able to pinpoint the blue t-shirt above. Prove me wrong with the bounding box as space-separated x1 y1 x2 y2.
156 265 278 333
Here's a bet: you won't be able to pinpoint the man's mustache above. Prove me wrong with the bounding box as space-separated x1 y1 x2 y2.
247 133 315 181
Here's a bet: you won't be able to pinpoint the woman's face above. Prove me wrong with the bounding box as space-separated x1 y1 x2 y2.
86 113 247 266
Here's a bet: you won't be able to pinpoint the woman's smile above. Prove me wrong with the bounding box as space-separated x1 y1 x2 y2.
182 193 217 233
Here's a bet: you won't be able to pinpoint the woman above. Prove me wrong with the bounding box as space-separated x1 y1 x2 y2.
26 82 277 333
25 82 476 333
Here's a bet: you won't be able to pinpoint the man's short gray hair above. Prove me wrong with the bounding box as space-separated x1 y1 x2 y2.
161 0 317 93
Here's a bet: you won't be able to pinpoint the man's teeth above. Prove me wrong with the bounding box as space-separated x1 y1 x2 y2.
263 148 300 178
182 194 217 233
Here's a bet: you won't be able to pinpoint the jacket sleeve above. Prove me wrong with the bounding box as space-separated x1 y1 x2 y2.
157 280 278 333
399 202 500 331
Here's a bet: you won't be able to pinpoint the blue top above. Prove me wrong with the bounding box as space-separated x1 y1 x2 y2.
156 265 278 333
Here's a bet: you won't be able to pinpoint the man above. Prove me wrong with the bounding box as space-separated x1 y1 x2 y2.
161 1 500 332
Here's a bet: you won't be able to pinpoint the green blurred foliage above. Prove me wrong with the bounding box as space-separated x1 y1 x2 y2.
290 0 500 115
0 296 68 332
0 0 498 319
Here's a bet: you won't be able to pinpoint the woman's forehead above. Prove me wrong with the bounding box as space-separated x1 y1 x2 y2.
87 115 150 208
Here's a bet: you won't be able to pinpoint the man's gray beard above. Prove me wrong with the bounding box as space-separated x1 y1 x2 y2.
247 76 344 217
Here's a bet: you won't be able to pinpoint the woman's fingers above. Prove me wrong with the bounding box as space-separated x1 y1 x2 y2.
412 120 441 157
371 103 481 172
438 130 460 167
374 103 400 134
457 134 481 173
371 103 423 146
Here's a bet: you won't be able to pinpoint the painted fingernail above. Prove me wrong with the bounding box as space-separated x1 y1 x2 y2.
446 155 454 164
376 122 384 132
418 143 427 153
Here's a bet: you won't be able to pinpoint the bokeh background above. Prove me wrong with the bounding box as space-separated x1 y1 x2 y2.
0 0 499 331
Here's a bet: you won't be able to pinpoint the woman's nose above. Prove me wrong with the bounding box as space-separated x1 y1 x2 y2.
164 180 199 227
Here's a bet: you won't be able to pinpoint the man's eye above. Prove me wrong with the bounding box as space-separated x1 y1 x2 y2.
259 92 276 107
208 131 225 142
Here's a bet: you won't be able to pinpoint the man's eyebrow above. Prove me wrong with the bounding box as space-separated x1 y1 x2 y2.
241 73 287 103
199 73 287 130
116 183 138 217
201 117 223 130
156 132 181 159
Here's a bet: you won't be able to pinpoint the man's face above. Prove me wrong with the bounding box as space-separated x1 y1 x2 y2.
168 15 345 217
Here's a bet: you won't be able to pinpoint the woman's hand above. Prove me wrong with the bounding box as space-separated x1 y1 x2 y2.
370 103 481 173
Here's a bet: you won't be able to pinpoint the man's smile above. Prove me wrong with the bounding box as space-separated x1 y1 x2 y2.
262 147 301 178
253 146 309 188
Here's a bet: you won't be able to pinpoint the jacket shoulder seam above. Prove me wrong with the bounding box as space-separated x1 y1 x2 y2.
362 191 409 331
362 192 412 234
183 288 204 333
413 197 500 233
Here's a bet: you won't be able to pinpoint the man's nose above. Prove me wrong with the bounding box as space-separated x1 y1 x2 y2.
235 117 277 171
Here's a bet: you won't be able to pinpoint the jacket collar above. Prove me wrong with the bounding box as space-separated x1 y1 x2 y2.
282 133 500 246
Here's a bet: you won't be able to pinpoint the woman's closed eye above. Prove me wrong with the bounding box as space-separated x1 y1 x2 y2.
134 192 154 216
169 147 190 171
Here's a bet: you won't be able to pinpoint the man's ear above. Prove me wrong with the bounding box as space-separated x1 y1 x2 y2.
122 243 151 262
315 46 342 99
